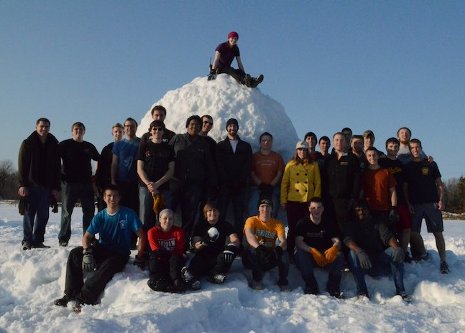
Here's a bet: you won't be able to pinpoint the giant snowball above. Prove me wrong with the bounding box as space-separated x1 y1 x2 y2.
137 74 299 159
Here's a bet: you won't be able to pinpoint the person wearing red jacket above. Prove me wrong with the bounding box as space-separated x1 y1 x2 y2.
147 209 187 292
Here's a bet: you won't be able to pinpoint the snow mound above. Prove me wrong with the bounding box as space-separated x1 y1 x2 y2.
137 74 299 159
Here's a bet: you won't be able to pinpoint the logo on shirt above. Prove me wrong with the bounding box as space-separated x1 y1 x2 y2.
256 229 277 239
421 167 429 176
159 238 176 251
119 219 127 230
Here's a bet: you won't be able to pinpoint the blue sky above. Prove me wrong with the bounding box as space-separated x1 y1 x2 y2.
1 1 464 179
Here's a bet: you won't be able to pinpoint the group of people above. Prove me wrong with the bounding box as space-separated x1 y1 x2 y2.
16 26 446 314
18 109 447 312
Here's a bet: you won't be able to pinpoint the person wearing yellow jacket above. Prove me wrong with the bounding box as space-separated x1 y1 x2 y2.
281 141 321 258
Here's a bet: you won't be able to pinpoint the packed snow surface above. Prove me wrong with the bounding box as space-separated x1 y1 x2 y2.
1 202 465 333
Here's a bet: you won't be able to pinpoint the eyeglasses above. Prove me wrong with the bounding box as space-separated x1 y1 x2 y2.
151 127 164 132
203 121 213 125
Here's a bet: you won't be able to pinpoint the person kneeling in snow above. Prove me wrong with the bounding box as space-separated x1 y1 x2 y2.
147 209 187 293
210 31 264 88
181 202 241 289
54 185 146 313
344 200 411 301
294 197 344 297
242 199 289 291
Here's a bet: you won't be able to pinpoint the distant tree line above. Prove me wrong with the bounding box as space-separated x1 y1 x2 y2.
444 177 465 214
1 158 464 214
0 160 18 200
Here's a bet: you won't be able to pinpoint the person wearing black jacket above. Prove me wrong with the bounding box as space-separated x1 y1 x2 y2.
58 122 100 247
181 202 240 289
216 118 252 237
322 132 361 234
95 123 123 211
344 200 410 301
169 115 217 240
18 118 61 250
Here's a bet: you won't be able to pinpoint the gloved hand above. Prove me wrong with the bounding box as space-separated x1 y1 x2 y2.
208 67 217 80
309 247 327 267
391 247 405 263
152 193 165 215
389 208 399 225
50 197 58 213
223 243 238 264
324 245 339 264
133 254 146 270
82 248 96 272
356 250 372 270
18 198 28 216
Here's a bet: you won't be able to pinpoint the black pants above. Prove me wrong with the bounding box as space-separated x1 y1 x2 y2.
64 246 128 305
189 250 235 277
148 251 185 282
242 247 289 284
218 67 246 84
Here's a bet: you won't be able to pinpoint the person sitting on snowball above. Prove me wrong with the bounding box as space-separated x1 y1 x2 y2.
344 200 411 301
54 185 146 313
210 31 264 88
181 202 241 289
294 197 344 297
146 209 187 293
242 199 289 291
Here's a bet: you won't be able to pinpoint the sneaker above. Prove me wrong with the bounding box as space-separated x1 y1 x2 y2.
250 280 263 290
21 241 32 251
209 273 226 284
54 295 72 307
59 240 68 247
440 261 450 274
397 292 413 303
33 243 50 249
72 300 83 313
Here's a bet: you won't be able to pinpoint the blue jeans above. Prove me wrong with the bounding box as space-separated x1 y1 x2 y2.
348 247 405 295
248 186 280 217
242 247 289 284
23 186 50 245
59 182 96 242
294 248 344 293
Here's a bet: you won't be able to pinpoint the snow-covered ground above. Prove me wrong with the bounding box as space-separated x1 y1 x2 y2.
1 202 465 333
